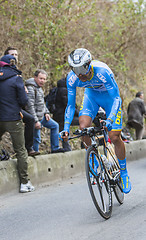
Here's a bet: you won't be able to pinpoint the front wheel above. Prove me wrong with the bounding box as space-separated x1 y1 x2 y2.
85 146 112 219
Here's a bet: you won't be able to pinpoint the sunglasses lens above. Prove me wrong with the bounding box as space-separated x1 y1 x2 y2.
72 64 90 76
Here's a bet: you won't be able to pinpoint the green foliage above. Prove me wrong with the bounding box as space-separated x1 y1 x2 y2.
0 0 145 103
0 0 69 82
0 0 145 153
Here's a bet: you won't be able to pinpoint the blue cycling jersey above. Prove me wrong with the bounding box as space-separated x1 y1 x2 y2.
64 60 122 132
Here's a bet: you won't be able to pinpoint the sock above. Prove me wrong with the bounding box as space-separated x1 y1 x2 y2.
118 158 127 173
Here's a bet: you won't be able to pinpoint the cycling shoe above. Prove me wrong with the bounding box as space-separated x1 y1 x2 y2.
120 170 131 194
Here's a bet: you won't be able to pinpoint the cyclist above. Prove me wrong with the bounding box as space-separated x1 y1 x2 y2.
61 48 131 194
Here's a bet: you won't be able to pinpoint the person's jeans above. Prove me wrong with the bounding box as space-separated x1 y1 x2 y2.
33 117 60 152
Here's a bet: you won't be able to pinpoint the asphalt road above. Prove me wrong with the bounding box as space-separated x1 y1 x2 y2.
0 158 146 240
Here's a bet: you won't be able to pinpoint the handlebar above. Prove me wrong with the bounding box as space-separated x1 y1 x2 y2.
68 120 106 140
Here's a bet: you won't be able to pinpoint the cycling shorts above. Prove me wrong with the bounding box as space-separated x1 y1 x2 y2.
79 88 122 131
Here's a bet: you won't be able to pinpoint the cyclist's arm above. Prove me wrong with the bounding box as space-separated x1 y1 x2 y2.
64 87 76 132
64 73 77 132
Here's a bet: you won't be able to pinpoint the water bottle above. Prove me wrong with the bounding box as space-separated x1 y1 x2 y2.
101 155 111 170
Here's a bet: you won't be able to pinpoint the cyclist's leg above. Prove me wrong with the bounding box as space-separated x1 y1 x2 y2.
98 93 131 193
79 115 92 148
79 88 99 148
108 112 131 194
79 89 100 172
109 131 125 159
79 115 99 173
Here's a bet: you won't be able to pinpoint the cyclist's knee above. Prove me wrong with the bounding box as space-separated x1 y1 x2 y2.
79 115 92 130
109 132 121 144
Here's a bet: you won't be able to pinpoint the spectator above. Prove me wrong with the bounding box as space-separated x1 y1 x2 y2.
25 69 64 154
54 78 79 128
127 91 146 140
4 46 38 156
0 54 34 193
4 46 18 62
52 77 79 151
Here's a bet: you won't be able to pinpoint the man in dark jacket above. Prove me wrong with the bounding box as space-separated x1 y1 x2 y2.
54 78 79 128
0 55 34 193
53 77 80 151
4 47 38 156
127 91 146 140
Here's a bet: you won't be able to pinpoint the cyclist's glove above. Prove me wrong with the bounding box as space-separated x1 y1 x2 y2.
59 131 69 141
59 131 65 141
105 119 113 131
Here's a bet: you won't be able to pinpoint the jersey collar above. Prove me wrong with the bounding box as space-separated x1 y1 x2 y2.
88 65 94 81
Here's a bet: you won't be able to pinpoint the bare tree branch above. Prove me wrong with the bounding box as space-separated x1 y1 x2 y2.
0 0 7 4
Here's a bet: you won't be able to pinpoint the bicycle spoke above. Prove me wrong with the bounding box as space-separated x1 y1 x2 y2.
86 146 112 219
97 179 107 212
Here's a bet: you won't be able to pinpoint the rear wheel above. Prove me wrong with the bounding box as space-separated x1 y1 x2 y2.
113 177 124 204
85 146 112 219
106 143 124 204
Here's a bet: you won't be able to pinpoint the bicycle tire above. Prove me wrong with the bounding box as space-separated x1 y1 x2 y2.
106 143 124 204
85 146 112 219
113 177 124 204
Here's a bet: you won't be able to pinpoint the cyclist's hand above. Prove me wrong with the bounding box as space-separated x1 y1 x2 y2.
59 131 69 142
105 119 112 131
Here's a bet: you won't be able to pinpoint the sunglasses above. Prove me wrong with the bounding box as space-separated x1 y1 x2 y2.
71 64 91 76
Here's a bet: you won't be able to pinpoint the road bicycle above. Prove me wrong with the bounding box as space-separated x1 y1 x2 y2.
69 119 124 219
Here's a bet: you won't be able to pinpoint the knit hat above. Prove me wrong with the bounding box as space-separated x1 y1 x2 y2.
0 54 17 67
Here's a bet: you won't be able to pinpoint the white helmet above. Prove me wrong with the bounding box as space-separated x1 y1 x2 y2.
68 48 92 75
